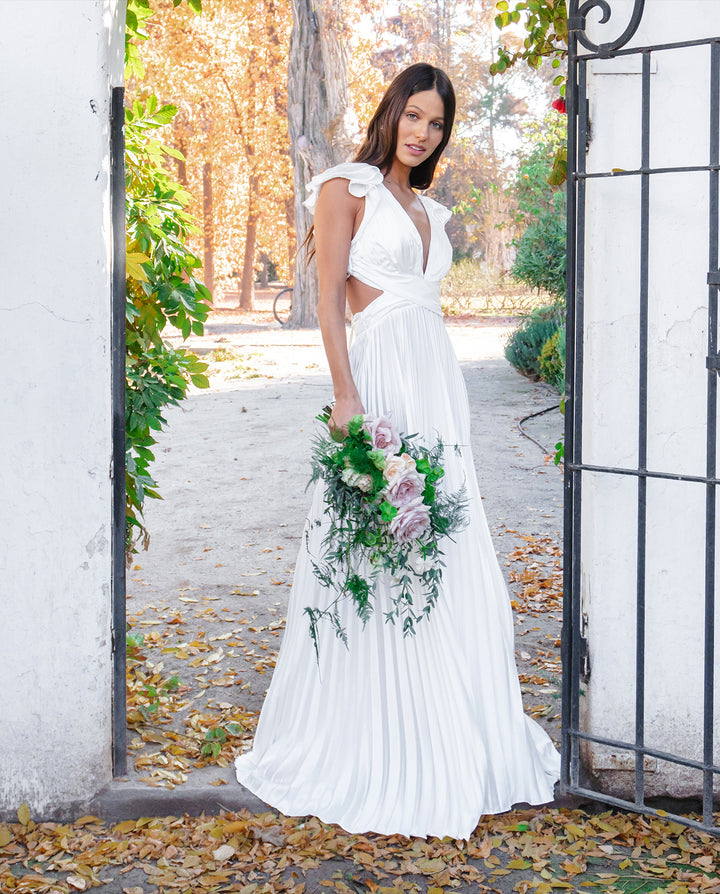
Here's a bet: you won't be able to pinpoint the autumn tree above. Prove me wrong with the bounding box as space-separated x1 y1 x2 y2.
139 0 294 308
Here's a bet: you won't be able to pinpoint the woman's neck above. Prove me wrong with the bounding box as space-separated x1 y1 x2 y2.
383 159 413 191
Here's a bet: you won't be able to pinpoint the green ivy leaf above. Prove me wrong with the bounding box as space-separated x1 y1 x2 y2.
379 501 399 523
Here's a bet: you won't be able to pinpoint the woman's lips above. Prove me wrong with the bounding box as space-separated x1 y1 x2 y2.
405 144 426 156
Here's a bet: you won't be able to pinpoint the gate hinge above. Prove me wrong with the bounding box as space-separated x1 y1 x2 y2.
580 634 591 682
707 354 720 371
707 270 720 285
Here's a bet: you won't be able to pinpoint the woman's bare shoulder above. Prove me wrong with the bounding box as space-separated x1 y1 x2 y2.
316 176 364 207
304 162 383 215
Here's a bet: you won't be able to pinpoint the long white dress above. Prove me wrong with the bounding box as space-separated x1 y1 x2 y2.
235 162 560 839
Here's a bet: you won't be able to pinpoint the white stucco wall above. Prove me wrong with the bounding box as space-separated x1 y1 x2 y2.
0 0 124 814
580 0 720 795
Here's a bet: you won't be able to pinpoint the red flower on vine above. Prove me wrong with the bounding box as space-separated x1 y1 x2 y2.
552 97 567 114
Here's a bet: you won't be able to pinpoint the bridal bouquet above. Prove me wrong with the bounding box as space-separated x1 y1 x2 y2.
305 406 468 653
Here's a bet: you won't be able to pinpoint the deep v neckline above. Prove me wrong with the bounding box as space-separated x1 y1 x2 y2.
381 183 433 275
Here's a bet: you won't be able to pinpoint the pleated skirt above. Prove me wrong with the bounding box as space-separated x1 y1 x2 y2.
235 293 560 839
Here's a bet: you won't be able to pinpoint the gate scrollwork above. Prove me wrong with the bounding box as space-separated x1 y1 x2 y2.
568 0 646 55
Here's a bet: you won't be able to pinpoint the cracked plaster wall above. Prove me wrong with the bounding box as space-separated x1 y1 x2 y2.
0 0 125 814
579 0 720 796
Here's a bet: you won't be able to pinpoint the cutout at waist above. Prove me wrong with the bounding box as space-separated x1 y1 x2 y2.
346 275 384 316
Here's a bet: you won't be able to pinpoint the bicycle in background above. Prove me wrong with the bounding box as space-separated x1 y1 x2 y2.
273 285 293 325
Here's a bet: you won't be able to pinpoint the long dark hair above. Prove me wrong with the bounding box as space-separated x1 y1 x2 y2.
304 63 455 260
354 63 455 189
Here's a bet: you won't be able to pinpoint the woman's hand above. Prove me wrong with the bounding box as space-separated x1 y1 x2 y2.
330 394 365 437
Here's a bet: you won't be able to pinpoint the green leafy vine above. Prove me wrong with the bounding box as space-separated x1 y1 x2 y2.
124 0 210 554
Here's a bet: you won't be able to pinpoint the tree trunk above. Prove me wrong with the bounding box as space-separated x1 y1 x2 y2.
202 159 215 301
239 175 259 309
286 0 352 328
258 252 269 288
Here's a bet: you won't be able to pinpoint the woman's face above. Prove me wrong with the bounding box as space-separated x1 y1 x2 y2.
394 88 446 169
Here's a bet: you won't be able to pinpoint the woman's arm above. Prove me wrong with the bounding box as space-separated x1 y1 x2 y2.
313 178 365 430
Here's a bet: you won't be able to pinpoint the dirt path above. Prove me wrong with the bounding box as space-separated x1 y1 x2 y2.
125 308 564 790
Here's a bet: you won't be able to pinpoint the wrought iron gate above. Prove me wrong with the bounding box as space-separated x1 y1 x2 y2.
562 0 719 834
110 84 128 777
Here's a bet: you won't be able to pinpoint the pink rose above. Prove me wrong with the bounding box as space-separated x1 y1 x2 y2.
385 468 426 508
363 415 401 456
389 497 431 544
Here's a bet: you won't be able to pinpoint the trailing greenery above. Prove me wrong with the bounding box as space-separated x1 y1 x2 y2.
491 0 567 81
504 305 563 381
554 397 566 466
125 0 210 553
492 1 568 185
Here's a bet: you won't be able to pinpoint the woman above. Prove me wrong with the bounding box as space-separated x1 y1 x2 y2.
235 63 560 840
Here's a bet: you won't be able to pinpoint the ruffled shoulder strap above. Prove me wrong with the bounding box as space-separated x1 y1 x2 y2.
303 162 383 213
420 195 453 226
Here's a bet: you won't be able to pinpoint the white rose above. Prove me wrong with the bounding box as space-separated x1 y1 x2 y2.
341 468 374 492
383 452 417 484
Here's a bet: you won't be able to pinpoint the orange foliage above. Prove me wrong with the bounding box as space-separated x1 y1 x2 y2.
130 0 543 304
136 0 294 300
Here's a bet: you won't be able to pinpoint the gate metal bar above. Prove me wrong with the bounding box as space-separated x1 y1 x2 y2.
704 37 719 828
634 47 650 809
562 0 719 835
110 85 127 776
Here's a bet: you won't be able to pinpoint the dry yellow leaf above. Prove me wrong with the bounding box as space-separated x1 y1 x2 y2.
17 802 30 825
0 825 12 847
416 857 445 873
213 843 235 862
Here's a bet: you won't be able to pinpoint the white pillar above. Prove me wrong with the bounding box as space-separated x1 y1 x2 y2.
0 0 124 814
580 0 720 796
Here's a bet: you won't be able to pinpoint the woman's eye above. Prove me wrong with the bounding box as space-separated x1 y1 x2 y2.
431 121 443 130
407 112 418 120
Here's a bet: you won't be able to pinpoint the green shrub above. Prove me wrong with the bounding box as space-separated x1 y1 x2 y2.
539 325 565 392
504 306 562 381
511 191 567 300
